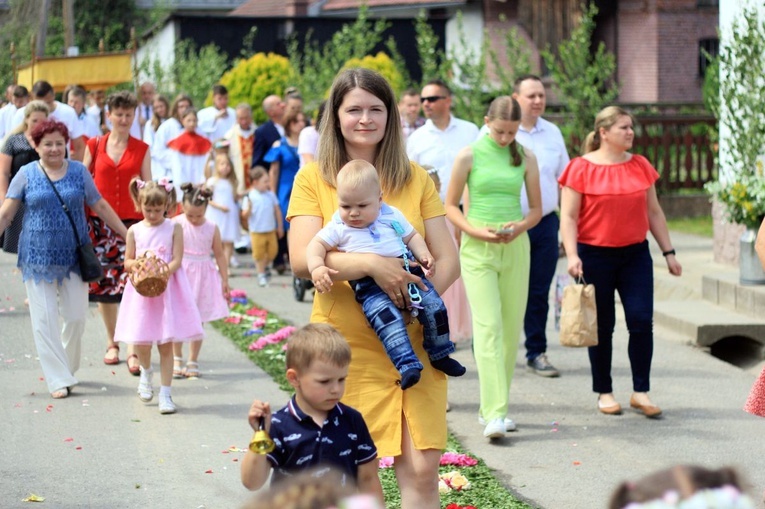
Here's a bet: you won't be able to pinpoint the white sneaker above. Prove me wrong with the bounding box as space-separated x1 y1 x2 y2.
158 393 177 414
478 415 517 432
483 418 507 439
257 274 268 287
137 367 154 402
229 256 240 268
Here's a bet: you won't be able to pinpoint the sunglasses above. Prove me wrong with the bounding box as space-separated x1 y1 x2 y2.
420 96 447 104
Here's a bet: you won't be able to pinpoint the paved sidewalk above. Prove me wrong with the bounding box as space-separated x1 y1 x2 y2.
2 230 764 508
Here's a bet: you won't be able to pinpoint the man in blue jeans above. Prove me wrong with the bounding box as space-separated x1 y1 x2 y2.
513 75 570 377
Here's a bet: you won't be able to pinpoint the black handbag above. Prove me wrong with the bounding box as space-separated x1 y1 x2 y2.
40 163 104 283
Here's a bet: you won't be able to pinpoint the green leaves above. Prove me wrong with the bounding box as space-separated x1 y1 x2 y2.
541 2 619 155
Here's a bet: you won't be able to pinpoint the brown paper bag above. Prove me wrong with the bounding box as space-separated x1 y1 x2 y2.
559 278 598 347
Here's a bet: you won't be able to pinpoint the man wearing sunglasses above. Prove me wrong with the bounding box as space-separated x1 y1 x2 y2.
406 79 479 202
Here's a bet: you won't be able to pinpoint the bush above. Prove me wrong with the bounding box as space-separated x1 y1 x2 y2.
217 52 294 124
342 52 406 97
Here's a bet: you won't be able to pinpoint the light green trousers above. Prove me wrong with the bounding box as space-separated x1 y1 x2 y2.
460 221 530 421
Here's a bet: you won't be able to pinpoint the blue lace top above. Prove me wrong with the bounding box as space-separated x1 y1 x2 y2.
6 160 102 283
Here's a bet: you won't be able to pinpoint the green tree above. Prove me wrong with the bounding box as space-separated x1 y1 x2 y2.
215 52 293 124
137 39 229 107
715 4 765 177
414 9 449 86
488 23 533 93
443 12 496 125
287 4 392 110
541 2 619 154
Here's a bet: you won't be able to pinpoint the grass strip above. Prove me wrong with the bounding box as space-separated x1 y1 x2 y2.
213 300 533 509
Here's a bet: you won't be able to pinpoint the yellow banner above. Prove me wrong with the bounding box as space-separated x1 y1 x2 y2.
17 52 134 92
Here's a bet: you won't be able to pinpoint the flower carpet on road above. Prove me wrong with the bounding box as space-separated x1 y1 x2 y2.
214 289 531 509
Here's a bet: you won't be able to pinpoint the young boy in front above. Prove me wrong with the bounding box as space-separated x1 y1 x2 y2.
241 323 383 502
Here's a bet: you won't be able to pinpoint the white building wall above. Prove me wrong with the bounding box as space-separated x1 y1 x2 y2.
135 21 178 90
445 5 483 87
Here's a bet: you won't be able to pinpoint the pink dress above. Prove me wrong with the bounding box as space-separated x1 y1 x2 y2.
441 219 472 342
744 366 765 417
174 215 229 322
114 219 204 344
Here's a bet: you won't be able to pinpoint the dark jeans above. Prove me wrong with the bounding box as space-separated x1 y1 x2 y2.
523 212 560 360
351 265 453 375
578 241 654 394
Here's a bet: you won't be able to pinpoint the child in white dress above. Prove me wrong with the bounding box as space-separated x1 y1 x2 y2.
173 183 230 378
205 152 240 268
115 177 204 414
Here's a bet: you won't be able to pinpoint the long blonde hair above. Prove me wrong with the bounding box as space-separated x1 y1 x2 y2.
317 68 410 196
10 100 49 136
582 106 634 154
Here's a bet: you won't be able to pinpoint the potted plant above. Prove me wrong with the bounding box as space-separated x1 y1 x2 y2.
706 156 765 284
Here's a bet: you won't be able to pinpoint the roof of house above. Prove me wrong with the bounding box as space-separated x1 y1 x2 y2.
322 0 465 9
230 0 464 16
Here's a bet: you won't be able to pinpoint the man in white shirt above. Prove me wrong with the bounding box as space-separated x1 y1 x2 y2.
511 75 570 377
0 85 29 140
13 80 85 160
136 82 155 133
67 86 101 138
406 79 479 202
198 84 236 143
86 89 106 134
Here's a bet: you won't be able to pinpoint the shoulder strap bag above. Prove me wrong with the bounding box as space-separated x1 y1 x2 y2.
40 163 104 283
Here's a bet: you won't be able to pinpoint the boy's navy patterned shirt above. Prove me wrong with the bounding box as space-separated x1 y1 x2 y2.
266 395 378 486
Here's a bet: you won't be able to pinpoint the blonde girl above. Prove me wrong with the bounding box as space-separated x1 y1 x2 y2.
205 152 240 267
172 183 230 378
445 96 542 439
114 177 204 414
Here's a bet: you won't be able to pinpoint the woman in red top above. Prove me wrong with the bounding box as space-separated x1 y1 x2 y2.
559 106 681 418
83 91 152 374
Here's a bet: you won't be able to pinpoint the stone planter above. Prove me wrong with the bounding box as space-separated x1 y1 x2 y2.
739 228 765 285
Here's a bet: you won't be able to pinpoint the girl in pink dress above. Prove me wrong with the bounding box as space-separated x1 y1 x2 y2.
115 177 204 414
172 183 230 379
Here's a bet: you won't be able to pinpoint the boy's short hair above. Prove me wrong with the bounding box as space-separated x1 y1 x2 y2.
286 324 351 372
336 160 380 192
249 165 268 183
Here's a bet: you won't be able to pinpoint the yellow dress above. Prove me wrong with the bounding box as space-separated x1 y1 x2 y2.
287 162 448 457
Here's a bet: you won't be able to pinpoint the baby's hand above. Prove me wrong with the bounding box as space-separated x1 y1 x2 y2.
419 255 436 278
247 399 272 433
311 266 338 294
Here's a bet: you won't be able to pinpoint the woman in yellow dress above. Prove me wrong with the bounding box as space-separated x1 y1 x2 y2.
287 68 459 508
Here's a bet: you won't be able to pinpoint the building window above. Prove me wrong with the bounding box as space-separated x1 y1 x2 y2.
699 38 719 78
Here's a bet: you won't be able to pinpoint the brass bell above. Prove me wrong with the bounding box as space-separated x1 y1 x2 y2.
249 417 275 454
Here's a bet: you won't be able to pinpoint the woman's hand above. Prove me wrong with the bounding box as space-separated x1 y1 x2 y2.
469 226 503 243
666 254 682 276
369 256 426 309
567 254 583 278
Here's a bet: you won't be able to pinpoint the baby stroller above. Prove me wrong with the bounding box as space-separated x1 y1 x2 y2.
292 275 314 302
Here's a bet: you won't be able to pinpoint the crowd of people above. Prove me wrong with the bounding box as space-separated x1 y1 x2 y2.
2 69 761 509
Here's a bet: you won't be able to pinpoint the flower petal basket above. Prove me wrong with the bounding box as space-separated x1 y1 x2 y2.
130 250 170 297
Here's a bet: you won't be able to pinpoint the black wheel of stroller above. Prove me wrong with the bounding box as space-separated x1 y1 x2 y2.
293 276 306 302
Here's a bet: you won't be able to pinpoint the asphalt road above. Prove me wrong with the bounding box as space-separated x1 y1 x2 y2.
2 237 764 508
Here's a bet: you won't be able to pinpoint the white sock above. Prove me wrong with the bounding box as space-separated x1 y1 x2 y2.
159 386 171 397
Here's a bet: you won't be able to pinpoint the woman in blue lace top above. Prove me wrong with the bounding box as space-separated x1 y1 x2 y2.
0 119 126 399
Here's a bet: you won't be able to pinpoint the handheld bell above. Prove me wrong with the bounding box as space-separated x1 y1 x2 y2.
249 417 275 454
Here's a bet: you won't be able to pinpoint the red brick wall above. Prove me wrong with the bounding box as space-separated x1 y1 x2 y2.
618 11 659 102
657 9 718 102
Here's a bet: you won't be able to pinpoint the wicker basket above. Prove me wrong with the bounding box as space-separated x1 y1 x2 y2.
130 250 170 297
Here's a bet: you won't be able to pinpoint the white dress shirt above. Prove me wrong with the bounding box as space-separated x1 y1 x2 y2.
13 101 84 140
197 106 236 142
406 115 479 202
479 116 569 216
0 103 18 140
